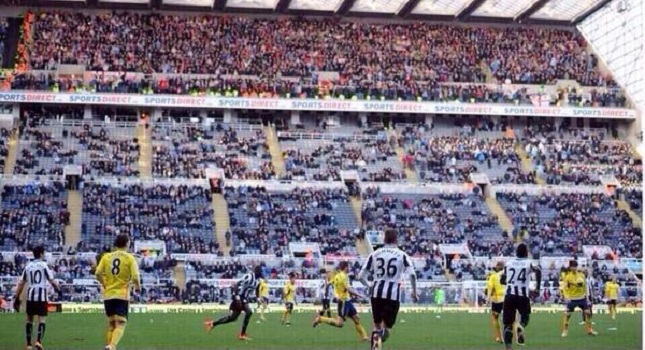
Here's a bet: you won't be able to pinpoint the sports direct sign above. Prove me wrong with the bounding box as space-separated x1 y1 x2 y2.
0 92 637 119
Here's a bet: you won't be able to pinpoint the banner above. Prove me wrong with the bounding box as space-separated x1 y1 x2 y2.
0 92 636 119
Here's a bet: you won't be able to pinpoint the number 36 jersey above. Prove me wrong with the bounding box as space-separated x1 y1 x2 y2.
96 249 140 300
359 245 416 301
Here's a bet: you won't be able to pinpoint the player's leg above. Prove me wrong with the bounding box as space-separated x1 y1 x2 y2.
583 300 597 336
108 301 130 349
316 301 344 328
34 314 47 350
490 303 503 343
260 299 268 321
609 300 617 320
282 303 293 326
347 302 367 341
560 301 575 337
25 311 34 349
501 297 517 349
515 299 531 346
210 301 243 330
103 301 116 348
381 300 400 343
239 302 254 339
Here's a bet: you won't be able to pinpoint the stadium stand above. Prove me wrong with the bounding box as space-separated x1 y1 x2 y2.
0 180 68 251
80 182 219 255
224 185 359 256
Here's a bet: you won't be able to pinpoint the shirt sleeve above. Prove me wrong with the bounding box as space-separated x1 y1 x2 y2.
95 255 106 277
129 255 141 285
45 265 54 281
358 254 374 280
403 254 415 275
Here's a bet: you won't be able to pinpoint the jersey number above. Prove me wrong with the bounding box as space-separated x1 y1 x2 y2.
376 258 398 278
111 258 121 275
507 267 527 284
29 270 42 284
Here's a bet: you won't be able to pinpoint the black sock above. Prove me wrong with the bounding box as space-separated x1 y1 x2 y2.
326 310 331 317
241 313 252 334
214 313 239 326
37 323 46 342
503 325 513 345
26 323 33 346
382 328 390 343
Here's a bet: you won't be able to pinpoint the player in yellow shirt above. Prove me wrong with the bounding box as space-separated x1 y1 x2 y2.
559 266 570 303
560 260 596 337
604 276 620 320
281 272 296 326
485 261 505 343
313 261 368 341
95 235 141 350
257 278 269 322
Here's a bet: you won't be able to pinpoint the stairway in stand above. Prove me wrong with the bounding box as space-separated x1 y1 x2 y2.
64 190 83 249
350 196 371 257
264 125 286 177
137 124 152 179
3 128 19 175
390 130 418 182
617 200 642 229
212 193 232 256
485 197 514 238
515 144 545 185
173 263 187 291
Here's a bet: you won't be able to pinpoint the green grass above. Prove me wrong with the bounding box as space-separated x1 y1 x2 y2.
0 311 641 350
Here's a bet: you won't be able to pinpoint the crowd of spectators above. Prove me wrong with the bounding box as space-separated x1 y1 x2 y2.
0 182 68 251
80 183 219 254
281 134 404 182
24 12 614 89
361 186 513 257
0 127 9 174
0 18 7 68
225 186 358 256
624 189 642 217
525 135 639 186
398 121 533 184
497 192 642 259
68 124 140 177
153 123 274 180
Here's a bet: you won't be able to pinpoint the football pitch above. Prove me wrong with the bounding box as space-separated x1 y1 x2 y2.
0 311 641 350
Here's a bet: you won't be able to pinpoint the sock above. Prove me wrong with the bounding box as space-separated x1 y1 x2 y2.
285 312 291 324
354 322 367 339
319 317 342 328
214 313 239 326
370 330 380 349
25 323 33 346
584 313 592 332
37 323 46 342
105 322 115 345
326 309 331 318
503 325 513 345
110 319 127 347
241 313 252 334
382 328 390 343
282 311 288 323
561 314 571 332
491 315 501 339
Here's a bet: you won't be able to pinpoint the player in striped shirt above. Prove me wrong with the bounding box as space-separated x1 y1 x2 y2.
357 229 418 350
14 246 61 350
205 265 264 340
317 269 334 318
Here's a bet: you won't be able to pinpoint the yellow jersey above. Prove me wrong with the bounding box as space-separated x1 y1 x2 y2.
486 271 505 303
559 271 570 299
283 281 296 303
563 271 587 300
604 281 620 300
95 248 140 300
332 271 351 301
258 279 269 298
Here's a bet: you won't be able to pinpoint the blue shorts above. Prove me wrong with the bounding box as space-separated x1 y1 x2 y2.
566 299 590 312
337 300 357 320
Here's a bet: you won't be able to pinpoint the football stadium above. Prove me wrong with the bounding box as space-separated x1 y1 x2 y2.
0 0 643 349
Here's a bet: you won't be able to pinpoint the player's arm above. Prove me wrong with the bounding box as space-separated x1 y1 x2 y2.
45 265 61 292
357 254 373 288
499 267 507 285
14 269 26 300
129 255 141 293
485 275 494 302
95 254 107 288
404 254 418 302
531 264 542 292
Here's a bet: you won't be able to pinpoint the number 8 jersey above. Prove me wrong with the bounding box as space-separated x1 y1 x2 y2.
503 258 534 298
359 246 415 301
95 249 141 300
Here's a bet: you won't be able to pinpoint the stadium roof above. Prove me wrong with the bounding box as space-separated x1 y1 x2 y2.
28 0 611 24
